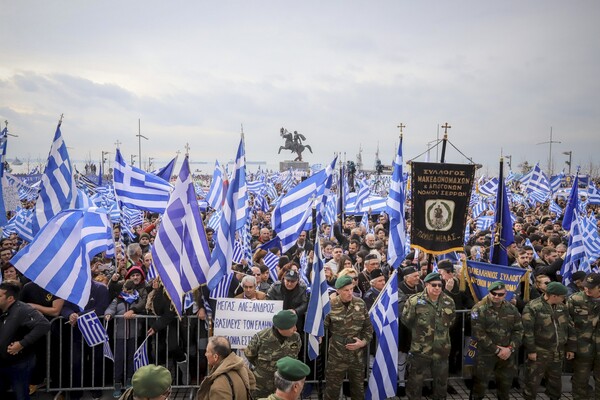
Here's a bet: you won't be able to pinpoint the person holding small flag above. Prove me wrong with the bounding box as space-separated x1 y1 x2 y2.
470 281 523 400
401 272 455 400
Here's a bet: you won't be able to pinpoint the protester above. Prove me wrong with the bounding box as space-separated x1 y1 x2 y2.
196 336 255 399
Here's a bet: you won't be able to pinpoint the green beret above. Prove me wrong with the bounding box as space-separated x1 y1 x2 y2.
424 272 442 283
546 282 568 296
335 275 353 289
132 365 171 398
488 281 506 292
273 310 298 330
276 356 311 381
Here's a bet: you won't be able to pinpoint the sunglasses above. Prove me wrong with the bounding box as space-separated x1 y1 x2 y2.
429 283 443 288
490 291 506 297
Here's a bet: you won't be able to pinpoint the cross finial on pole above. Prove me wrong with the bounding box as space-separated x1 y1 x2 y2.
441 122 451 136
184 143 191 157
114 140 122 149
397 123 406 139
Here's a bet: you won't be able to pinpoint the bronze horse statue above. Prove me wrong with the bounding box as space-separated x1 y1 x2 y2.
278 128 313 161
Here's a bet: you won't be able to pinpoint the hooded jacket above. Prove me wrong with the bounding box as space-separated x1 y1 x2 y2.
196 351 256 400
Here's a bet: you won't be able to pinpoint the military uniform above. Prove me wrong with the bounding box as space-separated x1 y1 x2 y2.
257 356 310 400
324 295 373 400
401 289 456 399
522 294 575 400
245 327 301 398
568 290 600 400
470 296 523 400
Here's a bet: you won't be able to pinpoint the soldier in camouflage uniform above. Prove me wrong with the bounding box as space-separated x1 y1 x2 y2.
324 275 373 400
568 272 600 400
522 282 575 400
245 310 302 398
470 281 523 400
401 272 456 400
257 357 311 400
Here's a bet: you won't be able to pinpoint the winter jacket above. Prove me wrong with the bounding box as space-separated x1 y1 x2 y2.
196 352 256 400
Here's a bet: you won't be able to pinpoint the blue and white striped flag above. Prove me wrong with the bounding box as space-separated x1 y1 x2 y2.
32 123 78 235
366 270 399 400
588 181 600 205
263 251 280 283
207 138 247 290
582 214 600 260
476 216 494 231
78 311 109 347
524 164 551 201
561 212 588 286
103 339 114 361
14 206 34 242
387 138 406 269
209 273 233 299
550 172 565 193
472 200 487 218
563 170 580 232
304 238 331 360
154 155 178 182
133 337 150 371
298 250 311 290
273 158 337 253
207 210 222 231
478 177 498 197
12 207 114 310
355 179 370 211
113 149 172 214
206 160 224 210
151 157 211 315
550 201 563 217
232 240 244 264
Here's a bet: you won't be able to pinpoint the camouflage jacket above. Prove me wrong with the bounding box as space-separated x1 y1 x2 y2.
401 290 456 359
471 296 523 354
567 291 600 358
324 296 373 344
522 295 576 354
244 327 301 384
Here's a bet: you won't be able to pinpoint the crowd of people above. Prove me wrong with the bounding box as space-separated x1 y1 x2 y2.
0 173 599 400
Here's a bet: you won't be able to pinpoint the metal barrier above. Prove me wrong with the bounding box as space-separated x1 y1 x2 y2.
43 310 475 396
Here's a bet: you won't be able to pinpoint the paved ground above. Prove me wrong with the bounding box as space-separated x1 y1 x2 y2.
30 375 576 399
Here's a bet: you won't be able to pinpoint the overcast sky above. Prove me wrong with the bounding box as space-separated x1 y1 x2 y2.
1 1 599 176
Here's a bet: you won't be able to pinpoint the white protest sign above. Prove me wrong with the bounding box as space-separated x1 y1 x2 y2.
213 298 283 349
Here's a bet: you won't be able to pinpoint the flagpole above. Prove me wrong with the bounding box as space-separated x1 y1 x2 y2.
439 122 451 163
368 269 399 313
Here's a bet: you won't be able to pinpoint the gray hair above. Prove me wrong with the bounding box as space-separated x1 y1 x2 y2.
241 275 257 286
273 371 295 392
127 243 142 258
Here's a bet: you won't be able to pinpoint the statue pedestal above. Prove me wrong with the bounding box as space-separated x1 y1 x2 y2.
280 160 309 172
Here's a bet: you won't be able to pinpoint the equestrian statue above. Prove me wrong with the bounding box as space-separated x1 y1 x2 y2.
278 127 313 162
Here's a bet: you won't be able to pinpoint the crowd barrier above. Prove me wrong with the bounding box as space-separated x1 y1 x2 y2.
39 310 561 397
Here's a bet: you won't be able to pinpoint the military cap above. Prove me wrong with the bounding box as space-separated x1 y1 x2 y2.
273 310 298 330
335 275 354 289
437 260 454 272
401 266 418 277
369 269 384 280
583 273 600 288
546 282 568 296
424 272 442 283
132 365 171 398
284 269 299 281
488 281 506 292
276 356 311 381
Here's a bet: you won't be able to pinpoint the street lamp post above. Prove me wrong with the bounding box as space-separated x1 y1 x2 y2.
136 119 148 169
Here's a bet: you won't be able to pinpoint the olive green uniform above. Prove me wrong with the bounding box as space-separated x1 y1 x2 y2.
522 295 575 400
470 296 523 400
324 295 373 400
245 327 301 398
401 290 456 400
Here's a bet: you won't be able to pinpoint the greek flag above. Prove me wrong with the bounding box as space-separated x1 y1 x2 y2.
366 270 399 400
304 238 331 360
476 215 494 231
113 149 172 213
387 137 406 269
78 311 109 347
32 123 78 235
562 170 579 232
360 212 370 230
133 338 150 371
14 206 34 242
582 214 600 260
207 138 247 291
355 179 370 211
154 155 178 181
472 200 487 218
550 172 565 193
263 251 280 283
209 273 233 299
298 250 311 290
151 157 211 315
273 158 336 253
207 210 222 231
550 201 563 217
561 212 589 286
524 164 551 200
478 177 498 197
588 181 600 205
11 207 114 310
232 240 244 264
103 339 114 361
206 160 224 210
